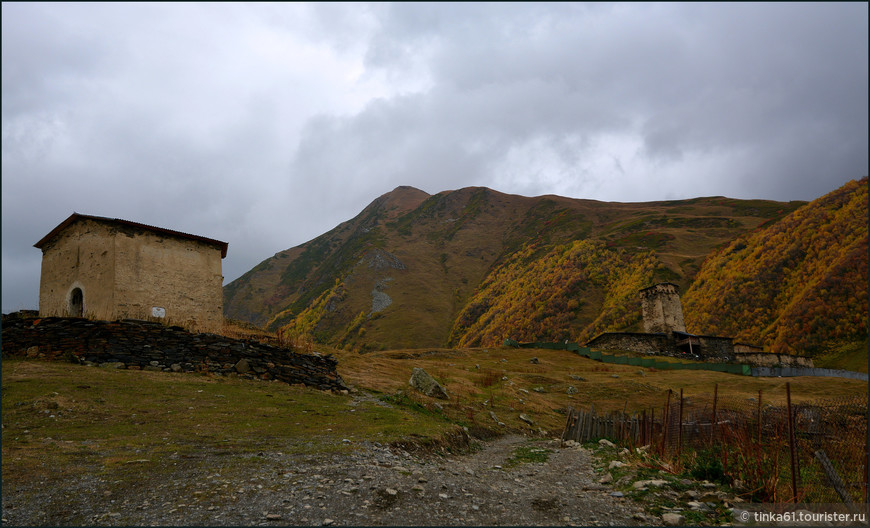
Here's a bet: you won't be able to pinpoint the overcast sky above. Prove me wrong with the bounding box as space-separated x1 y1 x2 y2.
3 2 868 313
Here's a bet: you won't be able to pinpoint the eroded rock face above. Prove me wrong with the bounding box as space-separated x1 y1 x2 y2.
409 367 449 399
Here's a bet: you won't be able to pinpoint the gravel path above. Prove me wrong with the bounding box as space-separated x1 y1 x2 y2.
2 434 651 526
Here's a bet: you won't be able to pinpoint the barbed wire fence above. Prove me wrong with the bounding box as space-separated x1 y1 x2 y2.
562 383 868 504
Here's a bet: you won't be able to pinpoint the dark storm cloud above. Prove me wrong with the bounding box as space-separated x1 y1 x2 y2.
294 2 868 200
2 3 867 312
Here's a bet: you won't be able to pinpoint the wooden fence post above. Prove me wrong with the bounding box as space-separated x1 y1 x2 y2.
662 390 672 456
757 389 763 484
678 388 684 460
711 383 718 446
786 383 798 502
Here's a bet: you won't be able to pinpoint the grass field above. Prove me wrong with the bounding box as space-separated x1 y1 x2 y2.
1 359 456 487
330 346 868 431
3 347 866 489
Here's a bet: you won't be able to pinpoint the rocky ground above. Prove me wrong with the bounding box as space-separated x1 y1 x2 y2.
3 433 672 527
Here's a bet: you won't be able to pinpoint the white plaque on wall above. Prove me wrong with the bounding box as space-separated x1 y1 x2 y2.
151 306 166 318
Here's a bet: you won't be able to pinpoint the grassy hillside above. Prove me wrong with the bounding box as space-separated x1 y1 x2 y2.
683 178 868 358
225 185 803 351
0 359 458 487
5 350 865 485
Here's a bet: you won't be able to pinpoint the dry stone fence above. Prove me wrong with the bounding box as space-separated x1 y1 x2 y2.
1 315 347 392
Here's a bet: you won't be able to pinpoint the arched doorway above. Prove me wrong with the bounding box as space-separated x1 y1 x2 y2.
69 288 83 317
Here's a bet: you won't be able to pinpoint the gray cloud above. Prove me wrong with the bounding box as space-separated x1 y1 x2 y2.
3 2 867 312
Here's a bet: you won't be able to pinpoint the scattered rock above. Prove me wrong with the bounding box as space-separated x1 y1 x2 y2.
661 512 685 526
568 375 586 381
529 357 539 364
598 473 613 484
519 414 534 426
598 439 616 448
322 519 334 526
609 491 624 498
608 461 625 470
632 479 668 489
566 386 578 394
532 387 546 393
100 362 125 369
234 359 251 374
409 368 449 400
265 513 282 521
610 374 620 379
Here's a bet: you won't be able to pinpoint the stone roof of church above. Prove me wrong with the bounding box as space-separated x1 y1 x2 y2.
34 213 228 258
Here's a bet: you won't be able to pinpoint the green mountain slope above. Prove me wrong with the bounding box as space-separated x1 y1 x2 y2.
224 185 808 351
682 177 868 357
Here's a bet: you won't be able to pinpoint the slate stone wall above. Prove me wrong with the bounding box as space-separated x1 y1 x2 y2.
584 332 672 355
1 315 347 391
735 351 814 368
585 332 736 362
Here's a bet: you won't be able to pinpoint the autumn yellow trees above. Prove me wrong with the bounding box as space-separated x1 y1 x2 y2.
448 239 668 347
683 178 868 355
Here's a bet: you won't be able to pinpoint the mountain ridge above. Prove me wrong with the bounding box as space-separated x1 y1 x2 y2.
219 180 870 356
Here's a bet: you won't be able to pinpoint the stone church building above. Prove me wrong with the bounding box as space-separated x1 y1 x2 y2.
34 213 227 333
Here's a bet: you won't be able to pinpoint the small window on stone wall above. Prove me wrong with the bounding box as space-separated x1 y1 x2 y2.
70 288 83 317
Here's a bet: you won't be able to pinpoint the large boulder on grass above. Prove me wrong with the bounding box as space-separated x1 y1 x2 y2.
409 367 449 399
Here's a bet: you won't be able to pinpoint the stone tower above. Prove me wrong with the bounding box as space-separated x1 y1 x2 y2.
639 282 686 334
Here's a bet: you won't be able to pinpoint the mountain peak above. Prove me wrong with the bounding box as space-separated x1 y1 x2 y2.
365 185 430 220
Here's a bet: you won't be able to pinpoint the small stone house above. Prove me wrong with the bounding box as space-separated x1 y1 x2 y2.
34 213 228 333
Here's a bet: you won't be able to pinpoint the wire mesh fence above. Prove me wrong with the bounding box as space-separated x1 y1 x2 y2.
562 383 868 504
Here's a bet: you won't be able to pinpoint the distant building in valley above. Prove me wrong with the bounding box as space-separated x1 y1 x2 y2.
585 282 812 367
34 213 227 333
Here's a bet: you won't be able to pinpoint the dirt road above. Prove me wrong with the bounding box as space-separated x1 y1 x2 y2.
2 434 651 526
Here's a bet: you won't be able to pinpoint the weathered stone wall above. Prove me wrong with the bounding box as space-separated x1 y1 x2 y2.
696 336 734 361
586 331 814 368
585 332 736 362
733 343 764 354
37 218 224 333
112 225 223 332
1 316 347 391
585 332 672 355
735 351 814 368
38 219 117 320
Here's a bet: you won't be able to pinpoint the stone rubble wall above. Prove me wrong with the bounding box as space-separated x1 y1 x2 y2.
1 315 347 391
734 351 814 368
